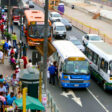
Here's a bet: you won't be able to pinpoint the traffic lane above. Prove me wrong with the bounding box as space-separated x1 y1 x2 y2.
66 26 85 41
88 79 112 111
47 83 106 112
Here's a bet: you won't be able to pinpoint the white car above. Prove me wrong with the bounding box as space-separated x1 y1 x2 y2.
49 12 62 23
52 22 66 39
69 37 85 52
82 34 103 45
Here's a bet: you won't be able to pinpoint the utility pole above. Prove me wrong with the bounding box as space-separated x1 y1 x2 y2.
7 0 10 32
19 8 22 58
43 0 49 92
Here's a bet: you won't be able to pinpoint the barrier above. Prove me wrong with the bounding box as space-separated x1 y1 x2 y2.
33 0 112 45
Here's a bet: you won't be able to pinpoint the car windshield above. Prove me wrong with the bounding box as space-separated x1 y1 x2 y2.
28 25 51 38
52 14 61 17
71 40 82 45
12 8 20 15
90 35 102 40
63 60 89 75
56 26 65 31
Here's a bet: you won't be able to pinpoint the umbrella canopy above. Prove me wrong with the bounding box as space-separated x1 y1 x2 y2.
14 96 44 110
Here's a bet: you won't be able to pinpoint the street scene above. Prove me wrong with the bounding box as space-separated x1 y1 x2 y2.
0 0 112 111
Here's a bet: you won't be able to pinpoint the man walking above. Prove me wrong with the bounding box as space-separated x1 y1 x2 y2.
12 32 17 47
48 62 57 85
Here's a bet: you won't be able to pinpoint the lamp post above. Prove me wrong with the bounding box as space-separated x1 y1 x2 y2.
43 0 49 92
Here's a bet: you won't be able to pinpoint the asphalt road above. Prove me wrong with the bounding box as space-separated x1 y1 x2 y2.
13 1 112 112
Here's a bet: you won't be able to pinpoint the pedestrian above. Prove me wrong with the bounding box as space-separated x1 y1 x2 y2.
26 59 33 68
0 49 3 60
11 32 17 47
3 40 9 56
48 62 57 85
22 43 27 56
6 92 16 105
22 56 28 69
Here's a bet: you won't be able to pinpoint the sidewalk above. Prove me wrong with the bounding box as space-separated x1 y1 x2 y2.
0 58 14 78
64 5 112 36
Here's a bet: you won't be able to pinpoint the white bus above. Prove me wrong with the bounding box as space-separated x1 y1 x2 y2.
85 42 112 90
51 40 90 88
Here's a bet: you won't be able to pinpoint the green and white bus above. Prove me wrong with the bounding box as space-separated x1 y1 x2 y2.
85 42 112 90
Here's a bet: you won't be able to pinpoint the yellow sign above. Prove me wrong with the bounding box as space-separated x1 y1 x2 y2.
23 88 27 112
68 57 85 61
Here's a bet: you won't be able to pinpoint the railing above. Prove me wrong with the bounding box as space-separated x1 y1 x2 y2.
33 0 112 45
47 91 60 112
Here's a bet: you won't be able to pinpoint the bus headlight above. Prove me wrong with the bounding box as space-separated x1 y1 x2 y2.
64 76 68 79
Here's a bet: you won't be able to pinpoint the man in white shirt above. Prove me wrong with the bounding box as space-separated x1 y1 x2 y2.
0 50 3 59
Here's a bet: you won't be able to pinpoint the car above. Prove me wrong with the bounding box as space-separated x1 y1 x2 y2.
52 22 66 39
59 18 72 30
69 37 85 52
49 12 62 23
29 1 34 8
82 34 104 46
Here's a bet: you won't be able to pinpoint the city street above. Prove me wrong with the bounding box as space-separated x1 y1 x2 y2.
6 0 112 112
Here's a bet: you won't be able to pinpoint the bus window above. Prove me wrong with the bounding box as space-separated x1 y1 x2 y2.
62 60 89 74
100 59 104 70
28 25 51 38
104 61 108 73
88 49 92 60
93 52 98 65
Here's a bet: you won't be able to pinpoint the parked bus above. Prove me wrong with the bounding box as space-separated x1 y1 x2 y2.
12 7 20 24
24 10 52 46
51 40 90 88
85 42 112 90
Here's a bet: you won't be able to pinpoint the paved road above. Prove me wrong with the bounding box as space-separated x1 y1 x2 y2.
13 1 112 112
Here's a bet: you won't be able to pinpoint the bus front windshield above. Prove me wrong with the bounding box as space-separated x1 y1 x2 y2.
63 60 89 75
28 25 51 38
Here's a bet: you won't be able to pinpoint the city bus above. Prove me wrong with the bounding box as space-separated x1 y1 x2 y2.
24 10 52 46
12 7 20 24
51 40 90 88
85 42 112 90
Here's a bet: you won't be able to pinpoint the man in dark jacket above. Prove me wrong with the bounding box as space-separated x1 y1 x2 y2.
48 62 57 85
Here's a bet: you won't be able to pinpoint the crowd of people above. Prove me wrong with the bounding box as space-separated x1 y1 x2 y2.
0 8 34 112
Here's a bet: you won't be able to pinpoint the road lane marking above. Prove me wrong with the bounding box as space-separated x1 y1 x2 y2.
61 90 82 107
87 88 109 112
